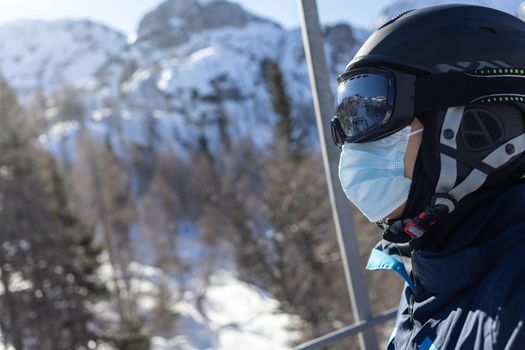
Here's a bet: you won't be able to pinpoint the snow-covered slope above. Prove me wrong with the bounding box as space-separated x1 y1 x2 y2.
0 20 125 98
94 228 301 350
151 270 300 349
0 263 299 350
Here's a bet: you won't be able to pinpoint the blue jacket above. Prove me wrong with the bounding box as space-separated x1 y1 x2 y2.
367 183 525 349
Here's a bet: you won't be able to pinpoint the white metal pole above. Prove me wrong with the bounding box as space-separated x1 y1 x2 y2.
296 1 379 349
296 308 397 350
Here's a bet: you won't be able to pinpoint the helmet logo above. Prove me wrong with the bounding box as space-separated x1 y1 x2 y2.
437 60 511 73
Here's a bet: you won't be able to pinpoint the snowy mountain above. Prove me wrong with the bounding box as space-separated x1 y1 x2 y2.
0 20 125 99
35 0 361 161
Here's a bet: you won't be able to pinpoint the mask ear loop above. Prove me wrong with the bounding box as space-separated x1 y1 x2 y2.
409 127 424 136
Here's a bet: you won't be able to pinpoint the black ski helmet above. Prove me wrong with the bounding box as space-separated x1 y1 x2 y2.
348 5 525 74
339 5 525 242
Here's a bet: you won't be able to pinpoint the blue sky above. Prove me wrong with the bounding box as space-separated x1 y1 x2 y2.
0 0 394 33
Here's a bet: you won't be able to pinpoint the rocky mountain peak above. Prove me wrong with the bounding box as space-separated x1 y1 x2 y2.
136 0 276 49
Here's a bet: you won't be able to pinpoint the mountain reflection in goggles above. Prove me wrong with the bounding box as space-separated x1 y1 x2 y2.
334 70 394 142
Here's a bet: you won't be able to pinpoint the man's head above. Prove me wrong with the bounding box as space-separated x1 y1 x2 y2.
334 5 525 242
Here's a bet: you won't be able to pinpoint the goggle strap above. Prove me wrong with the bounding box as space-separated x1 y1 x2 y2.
415 72 525 112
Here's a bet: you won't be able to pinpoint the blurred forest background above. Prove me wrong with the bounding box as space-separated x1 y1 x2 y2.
5 0 524 349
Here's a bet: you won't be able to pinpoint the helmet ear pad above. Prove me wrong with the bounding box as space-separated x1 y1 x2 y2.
456 104 525 181
403 104 525 219
411 104 525 199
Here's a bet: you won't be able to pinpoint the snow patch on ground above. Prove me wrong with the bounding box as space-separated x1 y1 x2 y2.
149 269 301 350
95 229 301 350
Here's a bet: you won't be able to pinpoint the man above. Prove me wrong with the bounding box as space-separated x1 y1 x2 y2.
332 5 525 349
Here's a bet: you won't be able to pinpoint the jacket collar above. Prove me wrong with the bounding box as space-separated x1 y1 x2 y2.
412 183 525 294
368 183 525 294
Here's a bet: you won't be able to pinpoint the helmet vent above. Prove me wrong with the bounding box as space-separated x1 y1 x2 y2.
478 26 497 35
378 9 415 30
460 109 504 151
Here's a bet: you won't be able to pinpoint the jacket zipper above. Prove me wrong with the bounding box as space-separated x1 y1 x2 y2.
402 294 416 350
408 250 417 325
405 254 417 350
408 294 415 324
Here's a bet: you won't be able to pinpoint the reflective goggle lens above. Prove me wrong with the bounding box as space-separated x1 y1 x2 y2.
333 70 394 144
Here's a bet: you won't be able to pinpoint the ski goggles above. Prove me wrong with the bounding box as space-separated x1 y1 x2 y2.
331 66 525 148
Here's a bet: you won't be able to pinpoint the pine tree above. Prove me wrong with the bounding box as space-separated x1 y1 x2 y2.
72 132 151 350
261 58 307 158
0 77 108 349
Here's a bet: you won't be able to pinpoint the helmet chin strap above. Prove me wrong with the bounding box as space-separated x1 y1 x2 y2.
383 106 525 241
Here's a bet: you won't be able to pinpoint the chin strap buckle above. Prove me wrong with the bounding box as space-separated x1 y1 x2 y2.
403 203 449 239
403 211 438 239
381 194 454 243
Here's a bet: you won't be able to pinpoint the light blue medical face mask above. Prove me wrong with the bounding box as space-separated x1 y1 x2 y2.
338 126 423 222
